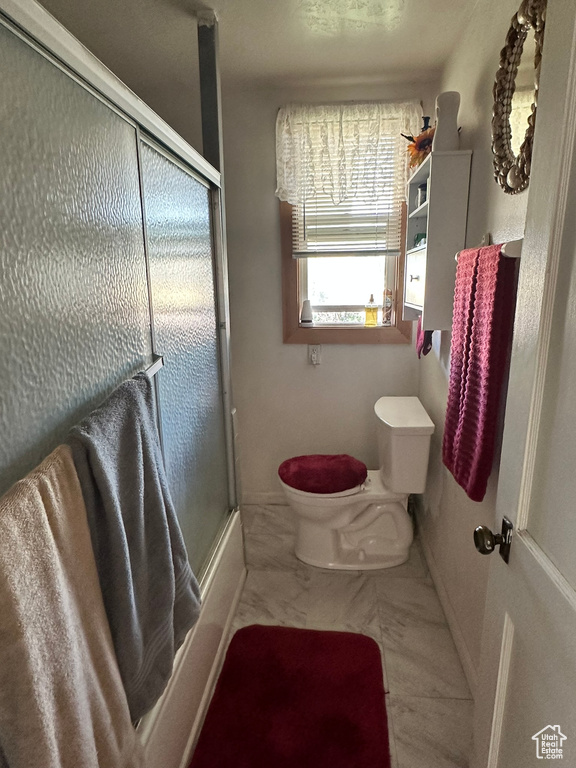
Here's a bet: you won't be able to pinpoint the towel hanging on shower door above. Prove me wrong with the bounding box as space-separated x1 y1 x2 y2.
68 372 201 721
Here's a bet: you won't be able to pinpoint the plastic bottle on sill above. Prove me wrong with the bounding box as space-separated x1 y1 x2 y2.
383 290 393 326
365 294 378 327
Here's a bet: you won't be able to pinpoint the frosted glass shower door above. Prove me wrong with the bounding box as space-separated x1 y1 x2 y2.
0 20 151 499
140 141 230 573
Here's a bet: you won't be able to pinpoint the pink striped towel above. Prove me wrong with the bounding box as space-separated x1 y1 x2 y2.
442 245 518 501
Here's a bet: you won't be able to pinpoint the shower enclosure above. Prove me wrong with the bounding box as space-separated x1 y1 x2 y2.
0 12 235 576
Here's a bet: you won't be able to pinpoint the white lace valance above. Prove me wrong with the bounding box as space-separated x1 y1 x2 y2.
275 100 422 206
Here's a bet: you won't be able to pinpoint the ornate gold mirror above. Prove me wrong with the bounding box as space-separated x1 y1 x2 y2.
492 0 546 194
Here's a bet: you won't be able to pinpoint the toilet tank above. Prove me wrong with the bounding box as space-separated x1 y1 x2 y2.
374 397 435 493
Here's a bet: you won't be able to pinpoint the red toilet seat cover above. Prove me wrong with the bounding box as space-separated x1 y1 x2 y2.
278 454 368 494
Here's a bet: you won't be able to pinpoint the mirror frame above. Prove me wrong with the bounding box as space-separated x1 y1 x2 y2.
492 0 546 194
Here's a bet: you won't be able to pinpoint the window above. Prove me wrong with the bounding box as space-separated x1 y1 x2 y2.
293 193 398 326
276 101 421 343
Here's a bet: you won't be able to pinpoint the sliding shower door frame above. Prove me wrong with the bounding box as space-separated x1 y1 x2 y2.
137 132 238 516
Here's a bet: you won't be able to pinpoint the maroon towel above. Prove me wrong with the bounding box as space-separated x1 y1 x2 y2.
416 316 433 358
442 245 517 501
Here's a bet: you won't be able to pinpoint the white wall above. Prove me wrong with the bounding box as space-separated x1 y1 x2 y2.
38 0 204 152
221 81 439 502
417 0 529 689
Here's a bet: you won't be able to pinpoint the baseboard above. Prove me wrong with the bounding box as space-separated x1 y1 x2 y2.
416 508 478 698
241 491 286 505
138 509 246 768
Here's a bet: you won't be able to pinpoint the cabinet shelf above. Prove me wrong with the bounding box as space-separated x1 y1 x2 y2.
406 245 427 256
407 154 432 186
408 200 428 219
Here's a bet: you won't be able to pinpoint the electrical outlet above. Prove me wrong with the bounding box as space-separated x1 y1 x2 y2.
308 344 322 365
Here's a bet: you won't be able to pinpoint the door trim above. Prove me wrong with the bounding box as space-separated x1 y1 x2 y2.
486 614 514 768
521 531 576 608
517 51 576 530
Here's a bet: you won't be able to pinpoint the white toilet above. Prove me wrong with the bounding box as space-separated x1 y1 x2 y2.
278 397 435 570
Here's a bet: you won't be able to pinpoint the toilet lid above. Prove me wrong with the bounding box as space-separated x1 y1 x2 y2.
278 454 368 494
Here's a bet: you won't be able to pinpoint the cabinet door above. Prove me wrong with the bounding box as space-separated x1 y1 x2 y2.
404 249 427 308
140 142 229 573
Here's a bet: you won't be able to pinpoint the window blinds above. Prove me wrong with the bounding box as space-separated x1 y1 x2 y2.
292 136 402 256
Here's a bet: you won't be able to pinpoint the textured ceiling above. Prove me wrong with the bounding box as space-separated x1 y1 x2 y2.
38 0 478 88
212 0 477 85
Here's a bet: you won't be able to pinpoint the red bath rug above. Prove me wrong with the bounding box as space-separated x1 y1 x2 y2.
188 625 391 768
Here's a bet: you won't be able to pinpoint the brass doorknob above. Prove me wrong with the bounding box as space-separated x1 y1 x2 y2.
473 518 513 563
474 526 504 554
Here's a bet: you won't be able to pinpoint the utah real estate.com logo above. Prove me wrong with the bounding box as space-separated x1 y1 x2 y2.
532 725 567 760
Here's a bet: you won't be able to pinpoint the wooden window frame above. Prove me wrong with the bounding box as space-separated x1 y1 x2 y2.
281 200 412 344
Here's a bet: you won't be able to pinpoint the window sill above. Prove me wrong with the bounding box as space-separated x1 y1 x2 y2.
284 324 411 344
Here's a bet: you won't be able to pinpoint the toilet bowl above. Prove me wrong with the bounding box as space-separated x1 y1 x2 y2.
278 397 435 570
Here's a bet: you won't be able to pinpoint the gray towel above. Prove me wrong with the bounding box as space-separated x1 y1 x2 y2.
68 373 201 721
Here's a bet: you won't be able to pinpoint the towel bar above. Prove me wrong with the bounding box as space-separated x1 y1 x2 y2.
144 355 164 378
500 238 523 258
455 238 523 261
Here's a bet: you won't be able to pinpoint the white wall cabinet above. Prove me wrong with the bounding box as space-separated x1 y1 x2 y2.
403 150 472 330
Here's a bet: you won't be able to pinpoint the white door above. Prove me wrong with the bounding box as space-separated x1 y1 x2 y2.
472 3 576 767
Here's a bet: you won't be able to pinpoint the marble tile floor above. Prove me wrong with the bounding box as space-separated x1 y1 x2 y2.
228 503 473 768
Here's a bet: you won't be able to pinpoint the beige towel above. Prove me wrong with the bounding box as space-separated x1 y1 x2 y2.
0 445 146 768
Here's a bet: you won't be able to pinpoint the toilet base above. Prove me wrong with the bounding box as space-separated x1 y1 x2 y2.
294 501 413 571
295 546 409 571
